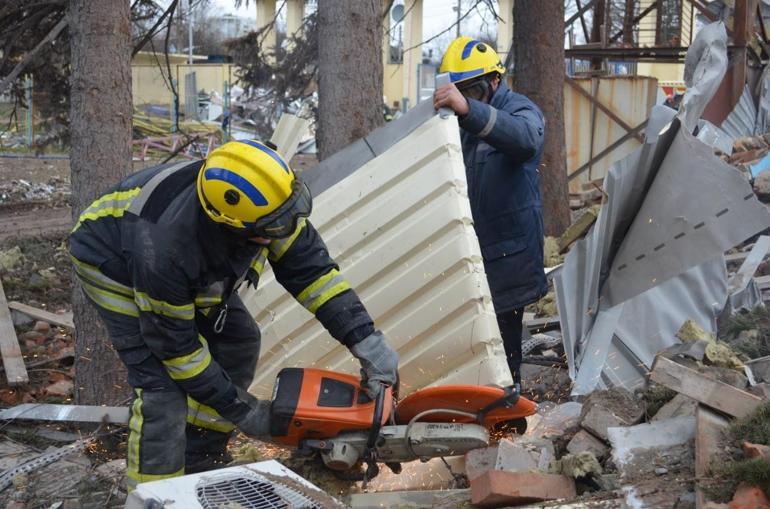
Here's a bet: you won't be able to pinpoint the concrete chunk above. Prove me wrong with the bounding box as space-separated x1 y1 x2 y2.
579 388 644 441
470 471 577 507
607 416 696 477
465 437 555 481
566 429 609 459
651 393 699 421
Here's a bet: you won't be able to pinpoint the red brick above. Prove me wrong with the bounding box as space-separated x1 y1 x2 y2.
729 484 770 509
471 470 577 507
743 442 770 460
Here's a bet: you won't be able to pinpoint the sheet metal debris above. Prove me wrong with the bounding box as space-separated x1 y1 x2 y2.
0 403 129 424
554 22 770 394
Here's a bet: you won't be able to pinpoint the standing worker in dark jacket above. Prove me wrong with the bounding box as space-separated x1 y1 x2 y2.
434 36 548 390
69 140 398 490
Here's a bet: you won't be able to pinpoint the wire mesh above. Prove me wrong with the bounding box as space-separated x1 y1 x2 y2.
196 471 321 509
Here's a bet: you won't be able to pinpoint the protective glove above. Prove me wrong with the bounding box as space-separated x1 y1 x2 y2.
349 330 399 399
227 386 272 439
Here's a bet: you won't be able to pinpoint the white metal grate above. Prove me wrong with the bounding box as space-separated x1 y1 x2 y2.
196 472 320 509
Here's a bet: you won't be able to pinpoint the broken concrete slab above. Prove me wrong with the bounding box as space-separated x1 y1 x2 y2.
607 416 695 478
651 393 699 421
349 489 470 508
663 339 709 361
527 401 583 439
650 355 762 418
466 436 557 481
566 430 609 459
470 470 577 507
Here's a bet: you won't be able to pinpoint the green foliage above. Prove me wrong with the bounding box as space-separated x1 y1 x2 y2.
729 403 770 446
719 458 770 497
720 306 770 359
641 384 677 419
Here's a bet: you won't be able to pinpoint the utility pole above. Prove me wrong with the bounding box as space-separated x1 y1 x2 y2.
187 0 193 64
456 0 461 38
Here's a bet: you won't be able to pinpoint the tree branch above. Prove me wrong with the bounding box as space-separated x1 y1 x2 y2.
132 0 177 57
0 17 66 95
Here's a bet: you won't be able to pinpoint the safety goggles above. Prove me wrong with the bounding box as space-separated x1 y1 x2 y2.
244 179 313 239
457 78 492 102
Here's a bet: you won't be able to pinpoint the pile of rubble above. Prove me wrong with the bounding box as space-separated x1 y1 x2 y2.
349 317 770 508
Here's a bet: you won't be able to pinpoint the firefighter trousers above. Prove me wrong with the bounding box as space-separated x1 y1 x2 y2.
73 264 260 491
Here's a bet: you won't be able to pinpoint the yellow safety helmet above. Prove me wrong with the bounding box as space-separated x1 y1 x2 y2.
197 140 312 238
439 36 506 85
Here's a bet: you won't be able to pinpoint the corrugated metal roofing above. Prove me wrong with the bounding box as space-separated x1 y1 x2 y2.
242 114 511 398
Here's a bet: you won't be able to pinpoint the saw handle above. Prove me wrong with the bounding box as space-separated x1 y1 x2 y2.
476 385 521 424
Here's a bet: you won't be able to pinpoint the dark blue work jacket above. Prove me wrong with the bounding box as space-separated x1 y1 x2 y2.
458 81 548 313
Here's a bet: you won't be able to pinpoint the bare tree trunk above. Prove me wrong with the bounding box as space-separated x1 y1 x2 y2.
622 0 636 45
69 0 132 405
513 0 570 236
317 0 383 160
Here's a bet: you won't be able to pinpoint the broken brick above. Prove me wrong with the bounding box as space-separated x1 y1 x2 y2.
470 471 577 506
728 483 770 509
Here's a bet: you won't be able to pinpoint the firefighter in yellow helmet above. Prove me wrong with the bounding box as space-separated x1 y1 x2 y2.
69 140 398 490
436 37 547 392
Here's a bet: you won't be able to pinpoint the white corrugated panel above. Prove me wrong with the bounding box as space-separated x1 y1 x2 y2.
242 115 511 398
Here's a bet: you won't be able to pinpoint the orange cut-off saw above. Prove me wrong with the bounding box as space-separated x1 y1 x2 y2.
268 368 537 480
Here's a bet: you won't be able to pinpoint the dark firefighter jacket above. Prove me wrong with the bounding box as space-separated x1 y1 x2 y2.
69 161 374 421
458 80 548 313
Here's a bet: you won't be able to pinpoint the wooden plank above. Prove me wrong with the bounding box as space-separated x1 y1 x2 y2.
650 355 762 418
695 405 729 509
0 279 28 385
7 301 74 330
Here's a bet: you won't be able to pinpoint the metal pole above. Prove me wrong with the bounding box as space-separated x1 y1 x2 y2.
223 80 230 143
456 0 461 38
25 75 33 146
187 0 193 65
171 78 178 133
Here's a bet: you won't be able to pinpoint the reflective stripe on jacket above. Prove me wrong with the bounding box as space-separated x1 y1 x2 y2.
69 161 373 414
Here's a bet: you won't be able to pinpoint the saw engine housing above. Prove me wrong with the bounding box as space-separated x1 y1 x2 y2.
269 368 537 475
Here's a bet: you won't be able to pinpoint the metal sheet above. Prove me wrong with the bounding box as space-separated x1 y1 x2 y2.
564 77 658 193
0 404 129 424
724 235 770 315
601 122 770 307
243 115 511 398
555 23 770 395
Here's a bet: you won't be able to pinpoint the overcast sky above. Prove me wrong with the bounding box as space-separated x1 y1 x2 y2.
207 0 501 54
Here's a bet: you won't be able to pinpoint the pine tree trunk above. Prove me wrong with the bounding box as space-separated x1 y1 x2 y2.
69 0 133 405
317 0 384 160
513 0 570 237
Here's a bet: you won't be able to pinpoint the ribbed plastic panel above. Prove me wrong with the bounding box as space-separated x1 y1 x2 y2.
242 115 511 398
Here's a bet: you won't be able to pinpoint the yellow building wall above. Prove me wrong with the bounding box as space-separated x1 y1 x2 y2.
132 63 235 109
